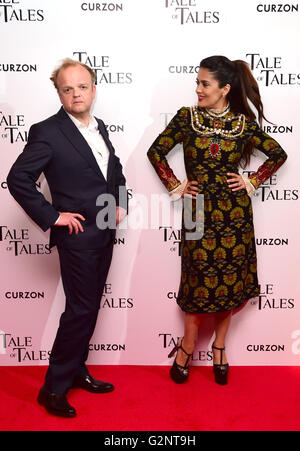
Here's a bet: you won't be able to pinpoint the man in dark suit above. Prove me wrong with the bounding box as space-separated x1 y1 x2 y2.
7 58 127 417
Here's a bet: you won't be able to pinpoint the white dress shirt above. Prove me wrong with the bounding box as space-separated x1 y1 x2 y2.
66 111 110 180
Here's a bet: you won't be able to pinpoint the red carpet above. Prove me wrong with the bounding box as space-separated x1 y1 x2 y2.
0 365 299 431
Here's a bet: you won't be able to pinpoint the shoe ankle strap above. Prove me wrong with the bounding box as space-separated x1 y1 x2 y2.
178 338 193 357
212 344 226 365
212 345 225 351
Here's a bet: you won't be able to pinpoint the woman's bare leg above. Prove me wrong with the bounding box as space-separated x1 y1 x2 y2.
176 312 202 366
212 310 232 364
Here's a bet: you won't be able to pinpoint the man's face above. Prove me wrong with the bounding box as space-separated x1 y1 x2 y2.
56 64 96 121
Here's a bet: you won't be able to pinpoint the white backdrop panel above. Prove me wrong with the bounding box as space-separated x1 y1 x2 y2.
0 0 299 366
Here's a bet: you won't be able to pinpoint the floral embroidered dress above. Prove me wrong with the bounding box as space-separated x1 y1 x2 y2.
147 107 287 313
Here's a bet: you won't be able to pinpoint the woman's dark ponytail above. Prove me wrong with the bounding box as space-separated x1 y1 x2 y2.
232 59 268 126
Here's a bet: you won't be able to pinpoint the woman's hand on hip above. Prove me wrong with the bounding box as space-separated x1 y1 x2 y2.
182 181 199 199
226 173 246 192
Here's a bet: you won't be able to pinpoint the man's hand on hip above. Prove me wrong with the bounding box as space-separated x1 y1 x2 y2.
55 212 85 234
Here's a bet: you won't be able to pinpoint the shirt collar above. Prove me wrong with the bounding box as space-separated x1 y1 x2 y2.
65 109 98 132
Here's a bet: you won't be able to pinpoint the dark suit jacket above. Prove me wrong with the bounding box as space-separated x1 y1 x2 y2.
7 107 126 249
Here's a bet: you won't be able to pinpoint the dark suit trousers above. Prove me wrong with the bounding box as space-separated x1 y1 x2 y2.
44 243 114 394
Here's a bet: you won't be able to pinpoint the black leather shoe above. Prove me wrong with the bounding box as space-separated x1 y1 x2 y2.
37 387 76 417
72 375 114 393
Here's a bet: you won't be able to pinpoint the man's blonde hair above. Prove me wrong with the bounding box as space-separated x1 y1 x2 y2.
50 58 96 89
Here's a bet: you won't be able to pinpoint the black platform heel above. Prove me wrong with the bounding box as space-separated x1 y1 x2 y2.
212 344 229 385
168 337 193 384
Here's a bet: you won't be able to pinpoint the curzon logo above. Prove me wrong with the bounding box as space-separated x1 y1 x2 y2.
257 3 299 12
0 63 37 73
246 344 285 352
263 124 293 134
169 65 200 74
81 2 123 12
256 238 289 246
4 291 45 300
105 123 124 133
88 343 125 352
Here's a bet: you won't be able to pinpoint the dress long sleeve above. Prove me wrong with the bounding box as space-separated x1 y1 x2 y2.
147 107 188 191
247 121 288 189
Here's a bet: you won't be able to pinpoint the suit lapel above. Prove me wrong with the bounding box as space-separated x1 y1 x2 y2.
96 118 114 182
55 107 106 182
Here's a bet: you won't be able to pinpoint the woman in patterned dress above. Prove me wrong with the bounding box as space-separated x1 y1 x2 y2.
147 55 287 385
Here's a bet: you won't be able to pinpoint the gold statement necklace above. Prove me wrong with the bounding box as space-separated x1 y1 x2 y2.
190 105 246 158
190 106 245 138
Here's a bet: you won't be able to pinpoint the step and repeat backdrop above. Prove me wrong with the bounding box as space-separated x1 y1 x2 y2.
0 0 299 367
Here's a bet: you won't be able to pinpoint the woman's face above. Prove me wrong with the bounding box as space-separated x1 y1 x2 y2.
196 67 230 110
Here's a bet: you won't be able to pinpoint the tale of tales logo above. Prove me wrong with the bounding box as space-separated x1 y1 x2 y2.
245 53 300 87
73 51 132 85
0 112 28 144
0 0 44 23
164 0 220 25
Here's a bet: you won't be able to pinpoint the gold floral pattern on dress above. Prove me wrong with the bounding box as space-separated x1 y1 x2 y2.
189 274 199 288
218 198 232 211
193 248 208 261
147 107 287 313
186 146 197 159
220 228 236 248
221 139 235 152
194 286 209 299
250 135 261 147
214 247 226 259
158 136 174 148
215 285 228 298
224 272 237 286
197 172 209 184
236 193 250 207
211 209 224 224
228 152 241 163
204 269 219 288
263 139 278 151
175 132 184 142
202 229 217 251
232 244 246 266
195 136 210 149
